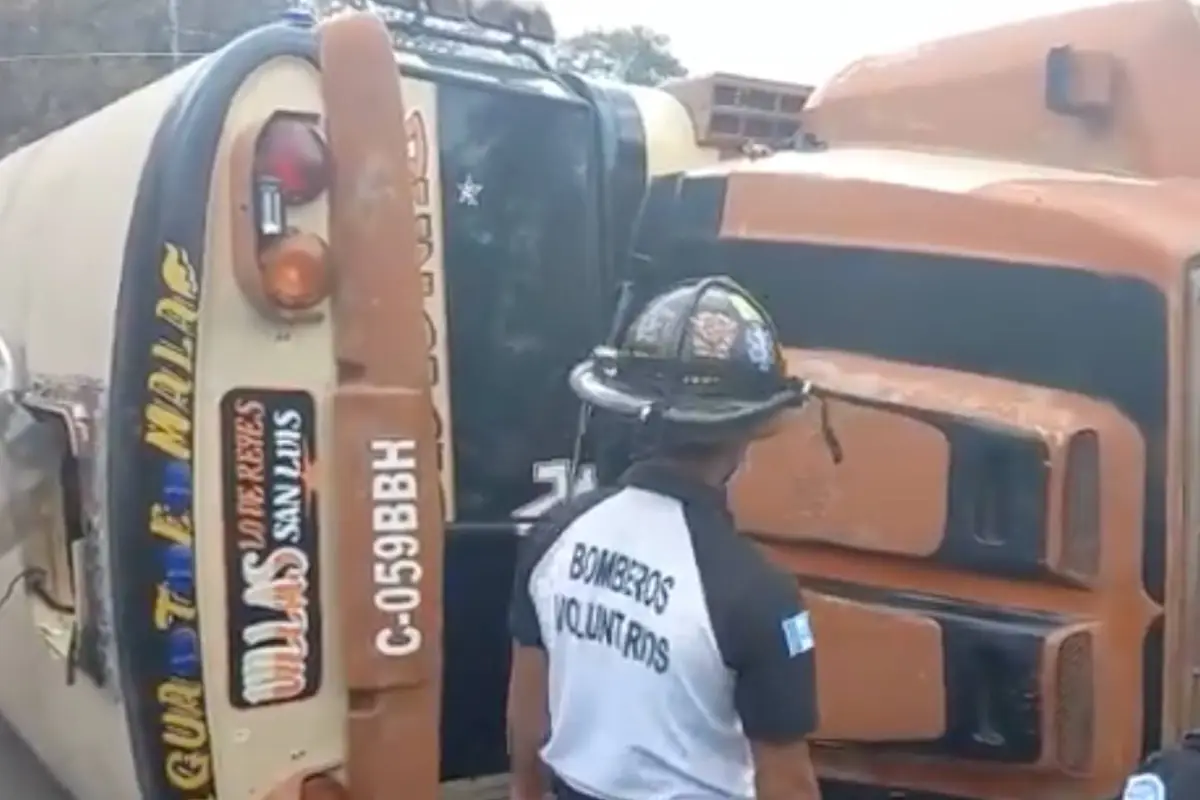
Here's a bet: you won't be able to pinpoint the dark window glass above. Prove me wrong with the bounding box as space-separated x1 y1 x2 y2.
437 83 601 522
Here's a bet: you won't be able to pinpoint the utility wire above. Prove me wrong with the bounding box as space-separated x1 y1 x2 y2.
0 568 43 615
167 0 181 67
0 51 211 64
0 25 250 65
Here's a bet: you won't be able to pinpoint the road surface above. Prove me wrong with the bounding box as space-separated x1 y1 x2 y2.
0 715 71 798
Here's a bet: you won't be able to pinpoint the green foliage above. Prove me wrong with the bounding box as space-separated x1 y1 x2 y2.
555 25 687 87
0 0 291 157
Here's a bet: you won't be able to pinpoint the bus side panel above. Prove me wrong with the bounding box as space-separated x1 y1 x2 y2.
194 53 340 799
0 64 202 800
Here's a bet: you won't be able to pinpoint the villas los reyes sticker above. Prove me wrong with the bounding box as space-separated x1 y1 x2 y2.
220 388 323 709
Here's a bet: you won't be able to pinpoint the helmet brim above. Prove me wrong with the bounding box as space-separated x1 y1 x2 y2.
570 360 806 437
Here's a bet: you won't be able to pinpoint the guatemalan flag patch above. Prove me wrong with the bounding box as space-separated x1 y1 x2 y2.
1122 773 1166 800
781 611 814 657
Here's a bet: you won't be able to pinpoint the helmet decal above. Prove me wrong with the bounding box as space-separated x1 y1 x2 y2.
689 311 740 359
726 292 764 323
631 297 678 346
744 323 775 372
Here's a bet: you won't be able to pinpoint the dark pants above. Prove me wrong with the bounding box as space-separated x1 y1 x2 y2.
551 775 604 800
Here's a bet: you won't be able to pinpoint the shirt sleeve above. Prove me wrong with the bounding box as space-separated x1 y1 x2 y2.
507 486 620 649
729 570 819 742
508 522 548 648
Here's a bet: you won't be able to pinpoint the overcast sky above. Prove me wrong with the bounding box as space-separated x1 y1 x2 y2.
542 0 1116 84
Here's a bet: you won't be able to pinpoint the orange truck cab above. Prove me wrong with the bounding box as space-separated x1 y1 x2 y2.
0 1 1199 799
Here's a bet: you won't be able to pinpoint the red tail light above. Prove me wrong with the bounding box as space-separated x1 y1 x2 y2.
254 115 329 206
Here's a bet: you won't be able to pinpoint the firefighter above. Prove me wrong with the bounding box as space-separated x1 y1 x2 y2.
506 276 824 800
1120 731 1200 799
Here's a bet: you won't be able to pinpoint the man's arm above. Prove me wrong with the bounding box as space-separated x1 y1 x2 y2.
732 575 822 800
507 644 549 800
505 488 617 800
506 527 551 800
751 739 821 800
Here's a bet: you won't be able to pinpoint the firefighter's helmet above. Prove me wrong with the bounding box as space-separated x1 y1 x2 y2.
569 276 810 444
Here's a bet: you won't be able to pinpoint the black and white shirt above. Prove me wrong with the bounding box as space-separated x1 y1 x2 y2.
1120 731 1200 799
510 461 819 800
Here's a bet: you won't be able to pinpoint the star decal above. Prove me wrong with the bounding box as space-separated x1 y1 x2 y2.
457 174 482 206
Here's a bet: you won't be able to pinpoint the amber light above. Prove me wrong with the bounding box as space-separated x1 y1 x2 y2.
255 116 329 206
260 232 332 311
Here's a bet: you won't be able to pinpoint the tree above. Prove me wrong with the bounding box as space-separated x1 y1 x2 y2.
555 25 687 87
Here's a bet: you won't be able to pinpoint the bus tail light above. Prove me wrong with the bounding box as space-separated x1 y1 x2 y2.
260 232 332 311
255 115 329 207
230 112 334 321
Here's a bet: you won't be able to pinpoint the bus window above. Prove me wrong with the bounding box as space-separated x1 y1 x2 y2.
437 81 601 524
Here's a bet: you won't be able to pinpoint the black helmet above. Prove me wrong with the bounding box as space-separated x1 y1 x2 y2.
570 276 810 444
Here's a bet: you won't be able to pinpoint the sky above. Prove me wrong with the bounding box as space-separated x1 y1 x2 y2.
542 0 1118 84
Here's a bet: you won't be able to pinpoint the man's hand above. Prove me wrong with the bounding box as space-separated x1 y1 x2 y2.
752 739 822 800
507 643 550 800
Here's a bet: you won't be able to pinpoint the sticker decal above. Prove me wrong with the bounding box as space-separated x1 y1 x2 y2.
631 296 679 348
220 388 323 708
689 311 740 360
1122 773 1166 800
744 323 775 372
139 242 216 798
456 173 482 206
727 292 765 323
781 610 814 657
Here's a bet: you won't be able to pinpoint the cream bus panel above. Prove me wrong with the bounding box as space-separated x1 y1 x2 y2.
191 59 449 796
0 63 201 800
621 84 720 177
193 54 338 798
0 64 202 379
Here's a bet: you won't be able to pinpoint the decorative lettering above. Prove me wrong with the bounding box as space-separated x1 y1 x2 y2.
154 583 196 631
141 244 212 797
157 678 212 792
407 105 456 518
144 245 198 461
150 503 192 548
239 546 311 705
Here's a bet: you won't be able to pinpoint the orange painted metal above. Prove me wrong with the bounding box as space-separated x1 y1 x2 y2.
318 11 444 800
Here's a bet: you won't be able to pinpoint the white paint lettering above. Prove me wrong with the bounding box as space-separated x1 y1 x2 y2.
370 438 423 657
513 459 597 535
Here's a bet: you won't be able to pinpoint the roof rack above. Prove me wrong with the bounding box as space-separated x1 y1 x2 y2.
374 0 555 69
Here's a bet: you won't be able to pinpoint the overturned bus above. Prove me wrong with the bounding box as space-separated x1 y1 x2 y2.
0 0 1198 798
